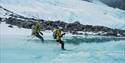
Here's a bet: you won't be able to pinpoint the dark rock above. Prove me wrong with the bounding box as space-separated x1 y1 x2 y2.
71 31 83 35
100 0 125 10
0 17 2 22
65 21 82 32
103 31 119 37
119 30 125 37
8 25 13 28
83 0 125 10
3 16 125 37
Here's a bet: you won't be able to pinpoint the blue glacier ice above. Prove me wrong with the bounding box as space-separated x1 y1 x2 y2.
0 23 125 63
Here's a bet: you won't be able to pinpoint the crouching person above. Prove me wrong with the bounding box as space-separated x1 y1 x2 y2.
31 21 44 42
52 26 66 50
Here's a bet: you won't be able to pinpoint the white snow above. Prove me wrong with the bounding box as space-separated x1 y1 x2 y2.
0 22 31 36
0 22 73 40
0 0 125 29
0 0 125 63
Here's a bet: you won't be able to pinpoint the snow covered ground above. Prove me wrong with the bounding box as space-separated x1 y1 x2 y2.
0 0 125 29
0 0 125 63
0 22 125 63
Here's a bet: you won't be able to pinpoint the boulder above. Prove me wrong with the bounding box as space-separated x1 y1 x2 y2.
8 25 13 28
71 31 83 35
0 17 2 22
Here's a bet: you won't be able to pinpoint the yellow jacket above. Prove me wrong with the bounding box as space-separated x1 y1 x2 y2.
53 28 61 40
32 22 40 35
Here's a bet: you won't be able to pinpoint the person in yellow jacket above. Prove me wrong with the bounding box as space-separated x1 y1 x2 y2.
31 21 44 42
52 26 66 50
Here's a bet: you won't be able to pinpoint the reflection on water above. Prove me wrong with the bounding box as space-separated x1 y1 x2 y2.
64 36 125 45
31 36 125 45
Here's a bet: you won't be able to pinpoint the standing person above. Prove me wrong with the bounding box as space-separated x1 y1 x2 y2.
31 21 44 42
52 26 66 50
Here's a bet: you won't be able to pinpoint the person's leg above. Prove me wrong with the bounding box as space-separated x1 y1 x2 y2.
57 40 65 50
35 33 44 42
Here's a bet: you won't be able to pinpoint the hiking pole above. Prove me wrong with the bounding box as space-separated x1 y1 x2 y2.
40 32 43 35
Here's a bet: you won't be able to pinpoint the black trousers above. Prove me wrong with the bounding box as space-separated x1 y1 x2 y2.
56 39 65 50
35 32 44 42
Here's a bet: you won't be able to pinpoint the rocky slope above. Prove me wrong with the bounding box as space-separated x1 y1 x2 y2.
83 0 125 10
0 6 125 37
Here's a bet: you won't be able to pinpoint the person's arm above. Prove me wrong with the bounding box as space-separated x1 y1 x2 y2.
61 33 66 37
